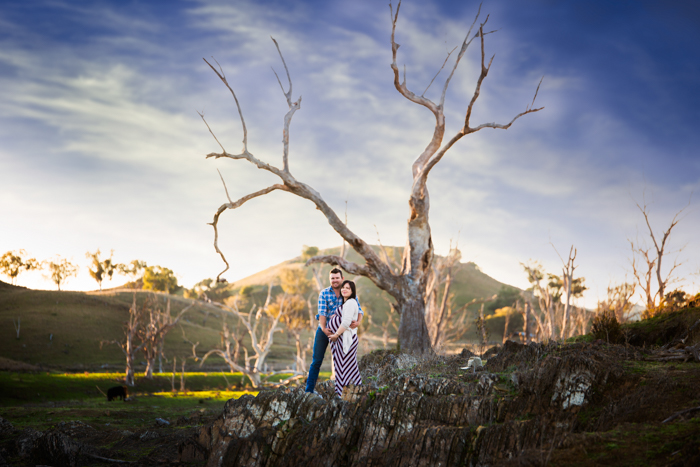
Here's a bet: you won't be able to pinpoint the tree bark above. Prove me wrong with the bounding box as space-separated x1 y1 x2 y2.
396 297 431 354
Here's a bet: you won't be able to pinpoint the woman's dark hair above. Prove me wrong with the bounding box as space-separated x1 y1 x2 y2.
340 280 356 303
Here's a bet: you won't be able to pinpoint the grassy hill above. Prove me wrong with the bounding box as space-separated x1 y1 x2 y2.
0 246 518 371
0 281 300 372
228 245 518 343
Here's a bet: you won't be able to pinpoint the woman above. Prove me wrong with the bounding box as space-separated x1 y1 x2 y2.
327 280 362 398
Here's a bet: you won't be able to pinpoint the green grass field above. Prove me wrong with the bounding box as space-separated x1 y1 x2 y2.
0 369 330 435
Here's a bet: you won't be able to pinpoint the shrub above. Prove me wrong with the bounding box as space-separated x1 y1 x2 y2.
591 309 622 343
643 290 700 319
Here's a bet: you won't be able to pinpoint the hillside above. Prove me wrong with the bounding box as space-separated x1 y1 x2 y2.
0 281 298 372
0 248 516 372
229 245 517 343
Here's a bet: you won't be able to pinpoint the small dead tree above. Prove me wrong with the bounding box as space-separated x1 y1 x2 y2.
425 246 461 348
13 317 20 339
630 198 689 311
200 1 543 353
200 285 284 388
522 261 586 340
553 245 578 339
269 294 311 375
140 295 193 379
102 293 146 386
382 305 399 349
596 282 637 324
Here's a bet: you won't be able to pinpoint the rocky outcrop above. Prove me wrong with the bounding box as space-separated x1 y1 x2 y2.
181 342 632 466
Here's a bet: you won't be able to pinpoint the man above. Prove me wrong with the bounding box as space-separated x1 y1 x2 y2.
305 268 363 395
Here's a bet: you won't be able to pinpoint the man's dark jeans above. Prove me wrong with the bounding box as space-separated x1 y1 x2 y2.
305 327 329 393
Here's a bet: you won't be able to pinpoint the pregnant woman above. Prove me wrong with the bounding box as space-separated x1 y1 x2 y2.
327 280 362 398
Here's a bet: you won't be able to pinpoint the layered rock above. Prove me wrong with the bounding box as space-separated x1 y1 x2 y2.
181 342 627 466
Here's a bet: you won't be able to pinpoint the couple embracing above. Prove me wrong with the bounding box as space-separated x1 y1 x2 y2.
305 268 363 398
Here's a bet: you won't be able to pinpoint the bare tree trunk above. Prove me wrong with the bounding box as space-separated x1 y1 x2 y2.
479 304 487 347
397 297 431 353
524 302 531 343
502 310 510 344
158 340 164 373
180 359 186 392
171 358 176 392
13 318 20 339
558 246 577 339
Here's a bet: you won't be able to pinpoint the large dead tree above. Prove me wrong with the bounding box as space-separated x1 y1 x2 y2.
201 1 543 353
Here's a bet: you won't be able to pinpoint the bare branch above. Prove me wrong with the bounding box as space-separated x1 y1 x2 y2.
439 5 483 107
416 21 544 186
528 76 544 111
209 184 289 281
271 37 300 174
271 37 293 103
197 111 227 154
203 57 248 153
216 169 233 204
422 45 458 97
375 225 400 272
390 0 439 114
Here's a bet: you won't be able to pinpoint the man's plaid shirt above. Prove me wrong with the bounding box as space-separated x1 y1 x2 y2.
315 286 363 325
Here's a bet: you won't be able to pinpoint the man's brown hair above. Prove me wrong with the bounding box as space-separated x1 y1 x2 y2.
330 268 343 278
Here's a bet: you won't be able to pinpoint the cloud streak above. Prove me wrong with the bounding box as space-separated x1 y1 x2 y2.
1 0 698 308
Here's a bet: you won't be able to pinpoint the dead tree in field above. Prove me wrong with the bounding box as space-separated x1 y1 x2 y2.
201 1 543 353
596 282 636 323
629 198 689 312
102 293 146 386
140 296 193 379
270 294 312 375
201 284 284 388
424 247 461 348
554 245 578 339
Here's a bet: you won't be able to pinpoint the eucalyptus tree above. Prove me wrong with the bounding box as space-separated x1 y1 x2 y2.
85 249 119 290
45 256 78 291
200 1 543 353
0 250 40 285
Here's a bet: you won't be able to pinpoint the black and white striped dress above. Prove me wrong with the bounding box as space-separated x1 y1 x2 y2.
327 302 362 397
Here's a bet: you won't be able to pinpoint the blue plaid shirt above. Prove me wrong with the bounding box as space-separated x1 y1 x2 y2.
315 286 363 326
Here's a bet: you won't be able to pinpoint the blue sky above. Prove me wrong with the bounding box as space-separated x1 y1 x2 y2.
1 0 698 308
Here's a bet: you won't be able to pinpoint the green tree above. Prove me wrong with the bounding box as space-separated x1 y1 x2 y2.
85 249 119 290
486 286 522 315
0 250 40 285
280 268 312 295
301 246 319 262
185 278 231 302
45 257 78 291
142 266 179 294
117 260 148 289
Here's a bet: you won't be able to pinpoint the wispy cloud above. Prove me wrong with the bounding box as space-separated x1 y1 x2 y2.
1 0 698 308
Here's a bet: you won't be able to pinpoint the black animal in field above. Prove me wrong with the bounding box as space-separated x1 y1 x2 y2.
107 385 127 401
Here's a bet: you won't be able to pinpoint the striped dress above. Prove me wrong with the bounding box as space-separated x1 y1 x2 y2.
327 303 362 397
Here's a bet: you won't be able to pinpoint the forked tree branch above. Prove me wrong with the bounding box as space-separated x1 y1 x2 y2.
416 23 544 187
202 40 397 291
390 1 543 192
209 184 289 281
